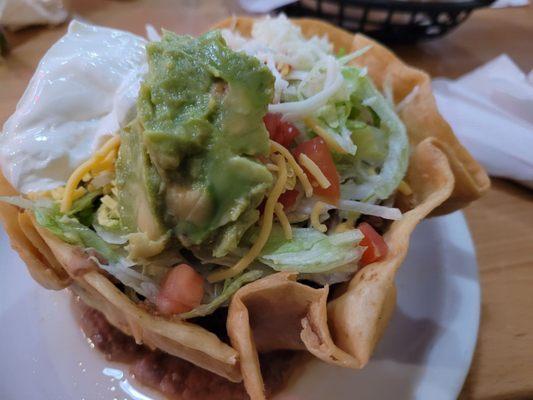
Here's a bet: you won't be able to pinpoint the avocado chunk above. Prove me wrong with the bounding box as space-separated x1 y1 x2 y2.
115 119 166 240
212 208 260 258
138 30 274 246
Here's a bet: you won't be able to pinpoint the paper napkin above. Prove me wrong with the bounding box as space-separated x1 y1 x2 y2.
432 54 533 189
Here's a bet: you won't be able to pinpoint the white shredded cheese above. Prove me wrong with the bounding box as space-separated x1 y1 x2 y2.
396 85 420 113
145 24 161 42
222 15 347 119
337 199 402 220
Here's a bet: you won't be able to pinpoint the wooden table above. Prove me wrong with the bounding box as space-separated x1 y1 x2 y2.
1 1 532 398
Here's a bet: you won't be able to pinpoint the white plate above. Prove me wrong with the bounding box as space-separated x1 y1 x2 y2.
0 211 479 400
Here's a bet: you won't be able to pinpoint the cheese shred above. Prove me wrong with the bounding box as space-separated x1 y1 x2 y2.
270 140 313 198
298 153 331 189
304 117 347 154
60 135 120 213
274 202 292 240
208 153 288 282
398 180 413 196
310 201 328 233
266 163 279 172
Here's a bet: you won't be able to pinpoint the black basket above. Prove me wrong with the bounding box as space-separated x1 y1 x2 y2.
278 0 496 43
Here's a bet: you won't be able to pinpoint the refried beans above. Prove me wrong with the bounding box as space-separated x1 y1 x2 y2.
73 297 298 400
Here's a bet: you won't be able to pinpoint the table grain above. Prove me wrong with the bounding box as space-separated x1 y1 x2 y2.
1 1 532 398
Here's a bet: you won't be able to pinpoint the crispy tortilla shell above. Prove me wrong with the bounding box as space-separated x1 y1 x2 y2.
75 271 242 381
0 17 487 400
0 175 70 290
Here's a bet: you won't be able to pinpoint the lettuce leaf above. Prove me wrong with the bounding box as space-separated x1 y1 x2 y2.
33 204 119 263
336 67 409 201
0 195 34 209
67 190 102 216
0 192 158 299
68 190 103 227
0 191 119 263
258 226 363 273
90 255 158 301
301 262 359 285
180 269 265 319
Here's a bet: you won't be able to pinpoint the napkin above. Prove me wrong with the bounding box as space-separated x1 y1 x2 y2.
239 0 294 12
0 0 68 30
432 54 533 189
491 0 529 8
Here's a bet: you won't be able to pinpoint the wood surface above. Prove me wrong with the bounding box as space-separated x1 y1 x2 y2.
1 1 532 399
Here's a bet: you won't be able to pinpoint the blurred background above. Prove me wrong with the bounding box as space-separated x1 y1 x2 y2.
0 0 531 399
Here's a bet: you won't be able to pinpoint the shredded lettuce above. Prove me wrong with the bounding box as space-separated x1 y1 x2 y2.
301 262 359 285
0 195 34 209
180 269 265 319
0 192 126 265
90 255 159 301
93 222 128 244
33 203 119 263
336 67 409 201
67 190 102 216
258 226 363 273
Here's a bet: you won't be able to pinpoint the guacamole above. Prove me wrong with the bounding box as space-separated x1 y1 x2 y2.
117 30 274 251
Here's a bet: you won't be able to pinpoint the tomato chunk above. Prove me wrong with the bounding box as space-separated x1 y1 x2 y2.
156 264 204 315
358 222 388 266
263 113 300 148
277 189 300 210
293 137 340 204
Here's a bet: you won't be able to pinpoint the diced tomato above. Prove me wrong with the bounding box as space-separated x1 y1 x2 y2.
358 222 389 266
277 189 300 210
156 264 205 315
263 113 300 148
293 137 340 205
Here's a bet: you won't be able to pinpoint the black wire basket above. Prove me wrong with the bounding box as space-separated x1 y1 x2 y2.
278 0 496 43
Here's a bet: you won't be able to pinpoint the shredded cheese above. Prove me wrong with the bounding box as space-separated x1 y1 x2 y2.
396 85 420 113
82 172 92 182
334 221 354 234
304 117 347 154
278 63 291 77
270 140 313 198
274 202 292 240
60 135 120 213
91 149 117 174
268 56 344 118
50 186 65 201
110 183 118 197
266 163 279 172
72 187 87 202
338 199 402 220
26 191 45 201
287 212 308 223
208 153 288 282
298 153 331 189
310 201 328 233
398 180 413 196
101 194 118 210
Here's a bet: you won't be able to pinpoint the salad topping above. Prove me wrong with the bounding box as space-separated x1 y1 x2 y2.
0 16 410 318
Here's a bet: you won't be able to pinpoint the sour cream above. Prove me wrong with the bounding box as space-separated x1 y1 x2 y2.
0 21 147 194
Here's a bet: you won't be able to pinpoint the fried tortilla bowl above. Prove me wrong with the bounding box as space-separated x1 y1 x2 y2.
0 17 489 400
